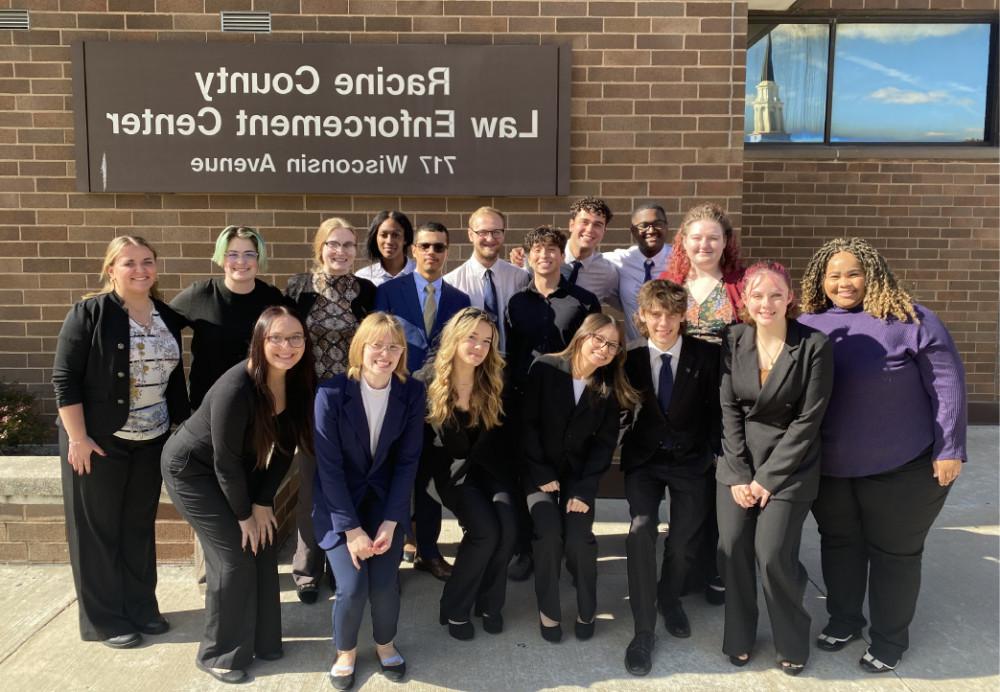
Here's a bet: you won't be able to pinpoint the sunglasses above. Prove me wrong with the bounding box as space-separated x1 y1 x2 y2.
415 242 448 253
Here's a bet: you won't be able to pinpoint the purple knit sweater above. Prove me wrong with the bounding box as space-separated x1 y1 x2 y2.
798 304 967 478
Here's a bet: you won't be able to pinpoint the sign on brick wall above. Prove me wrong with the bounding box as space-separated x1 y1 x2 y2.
72 42 570 196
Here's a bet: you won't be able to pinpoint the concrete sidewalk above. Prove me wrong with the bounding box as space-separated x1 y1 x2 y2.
0 426 996 691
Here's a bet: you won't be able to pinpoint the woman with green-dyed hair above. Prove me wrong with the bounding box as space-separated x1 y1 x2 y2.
171 225 285 408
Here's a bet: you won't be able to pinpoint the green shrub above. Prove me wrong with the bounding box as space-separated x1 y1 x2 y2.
0 382 48 450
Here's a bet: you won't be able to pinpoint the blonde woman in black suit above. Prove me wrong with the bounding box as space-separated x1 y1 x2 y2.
522 313 639 643
717 261 833 676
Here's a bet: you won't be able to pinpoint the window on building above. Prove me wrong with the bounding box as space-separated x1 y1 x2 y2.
745 19 997 145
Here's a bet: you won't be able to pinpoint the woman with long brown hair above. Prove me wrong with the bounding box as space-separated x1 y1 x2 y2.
161 306 316 684
52 236 189 649
523 313 640 643
417 308 516 640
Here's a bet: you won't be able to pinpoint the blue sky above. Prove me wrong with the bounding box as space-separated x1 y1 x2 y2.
745 23 991 143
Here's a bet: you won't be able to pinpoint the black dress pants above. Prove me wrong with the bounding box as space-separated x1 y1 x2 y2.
414 454 444 560
162 462 281 670
438 472 518 622
60 427 166 641
527 482 598 623
717 483 812 665
812 451 950 665
625 456 711 635
291 447 326 587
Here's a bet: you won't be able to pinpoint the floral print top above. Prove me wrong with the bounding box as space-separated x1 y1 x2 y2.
685 279 737 345
116 311 181 441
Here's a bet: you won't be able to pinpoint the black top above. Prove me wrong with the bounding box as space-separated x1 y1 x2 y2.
503 278 601 393
162 362 296 521
52 291 189 437
169 278 284 409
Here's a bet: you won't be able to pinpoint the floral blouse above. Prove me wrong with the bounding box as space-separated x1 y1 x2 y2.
685 279 736 344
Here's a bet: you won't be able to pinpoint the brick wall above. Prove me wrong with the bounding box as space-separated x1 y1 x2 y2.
0 0 747 421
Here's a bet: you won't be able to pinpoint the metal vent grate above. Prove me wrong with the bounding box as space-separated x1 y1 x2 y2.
0 10 30 30
220 11 271 33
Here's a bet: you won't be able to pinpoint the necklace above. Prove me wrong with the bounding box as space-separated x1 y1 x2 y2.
756 337 783 370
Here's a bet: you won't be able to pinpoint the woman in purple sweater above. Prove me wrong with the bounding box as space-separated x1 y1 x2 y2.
798 237 967 675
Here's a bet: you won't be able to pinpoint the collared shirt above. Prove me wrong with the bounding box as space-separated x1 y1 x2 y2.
412 272 444 315
444 257 531 352
562 246 621 309
606 244 672 342
355 257 416 287
504 278 601 391
647 336 682 397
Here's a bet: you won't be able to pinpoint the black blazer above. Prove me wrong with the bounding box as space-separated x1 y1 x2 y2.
285 272 376 324
717 320 833 502
620 337 721 473
52 291 189 437
522 354 621 507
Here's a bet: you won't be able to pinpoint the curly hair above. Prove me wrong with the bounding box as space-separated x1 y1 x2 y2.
739 261 800 323
555 313 641 410
661 202 743 283
569 196 613 224
425 308 505 430
800 237 918 323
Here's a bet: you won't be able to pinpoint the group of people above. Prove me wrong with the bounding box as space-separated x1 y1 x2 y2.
51 196 967 687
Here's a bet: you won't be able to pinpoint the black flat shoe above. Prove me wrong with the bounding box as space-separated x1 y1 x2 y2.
257 650 283 661
574 618 595 641
705 576 726 606
781 661 805 676
137 616 169 635
507 552 533 582
729 654 751 667
662 604 691 639
816 630 861 652
328 662 355 690
481 613 503 635
540 621 562 643
448 621 475 641
102 632 142 649
378 647 406 682
625 632 655 676
859 648 898 674
297 584 319 604
196 659 247 684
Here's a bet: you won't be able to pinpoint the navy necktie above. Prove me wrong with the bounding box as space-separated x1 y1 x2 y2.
567 260 583 287
644 259 654 283
483 268 499 323
658 352 673 415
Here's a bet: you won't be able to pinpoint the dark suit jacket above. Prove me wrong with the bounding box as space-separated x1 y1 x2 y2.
620 337 721 473
52 291 189 436
522 354 621 507
374 273 471 373
312 373 426 550
717 320 833 502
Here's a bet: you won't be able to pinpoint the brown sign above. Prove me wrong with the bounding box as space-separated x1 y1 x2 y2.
72 42 570 196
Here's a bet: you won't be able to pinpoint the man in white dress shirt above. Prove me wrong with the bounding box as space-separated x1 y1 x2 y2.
606 202 673 343
443 206 530 353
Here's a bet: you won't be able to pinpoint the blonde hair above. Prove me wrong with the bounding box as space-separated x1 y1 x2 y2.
555 313 640 409
468 206 506 230
346 312 409 382
312 217 357 271
425 308 505 430
85 236 162 300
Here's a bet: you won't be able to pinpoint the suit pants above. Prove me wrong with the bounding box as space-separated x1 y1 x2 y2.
438 472 518 621
60 427 166 641
291 448 326 587
811 450 949 664
625 456 711 635
673 462 721 594
162 465 281 670
414 453 443 560
325 497 405 651
717 483 812 665
527 483 598 623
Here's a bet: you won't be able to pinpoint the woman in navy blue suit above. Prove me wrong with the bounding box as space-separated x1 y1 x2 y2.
313 312 426 690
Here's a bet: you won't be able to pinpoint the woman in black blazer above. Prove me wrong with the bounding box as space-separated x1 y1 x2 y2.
717 262 833 675
51 236 189 649
417 308 517 641
162 306 315 684
523 313 639 643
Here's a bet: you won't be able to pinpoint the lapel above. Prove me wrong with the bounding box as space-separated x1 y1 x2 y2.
341 378 372 464
402 275 426 336
372 377 407 471
631 346 663 422
747 320 802 417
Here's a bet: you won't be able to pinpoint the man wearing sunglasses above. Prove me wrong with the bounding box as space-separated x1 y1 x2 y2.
443 206 530 354
375 221 471 582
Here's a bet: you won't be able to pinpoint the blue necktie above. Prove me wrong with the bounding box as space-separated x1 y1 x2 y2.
483 268 499 323
567 260 583 287
658 353 673 415
644 259 654 283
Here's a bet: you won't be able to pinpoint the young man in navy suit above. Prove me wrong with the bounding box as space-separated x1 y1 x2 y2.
620 280 721 676
375 222 471 581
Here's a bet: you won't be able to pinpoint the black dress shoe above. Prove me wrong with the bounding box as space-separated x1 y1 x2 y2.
102 632 142 649
705 576 726 606
507 552 533 582
539 621 562 643
448 621 475 641
662 604 691 638
413 556 452 581
137 615 170 635
257 649 283 661
574 618 595 641
378 646 406 682
297 583 319 604
816 630 861 652
625 632 655 676
196 659 247 684
481 613 503 634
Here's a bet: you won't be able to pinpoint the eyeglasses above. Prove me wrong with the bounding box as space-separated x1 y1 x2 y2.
367 342 404 355
587 333 621 354
472 229 505 239
323 240 357 252
415 242 448 253
633 221 667 232
225 251 259 262
266 334 305 348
